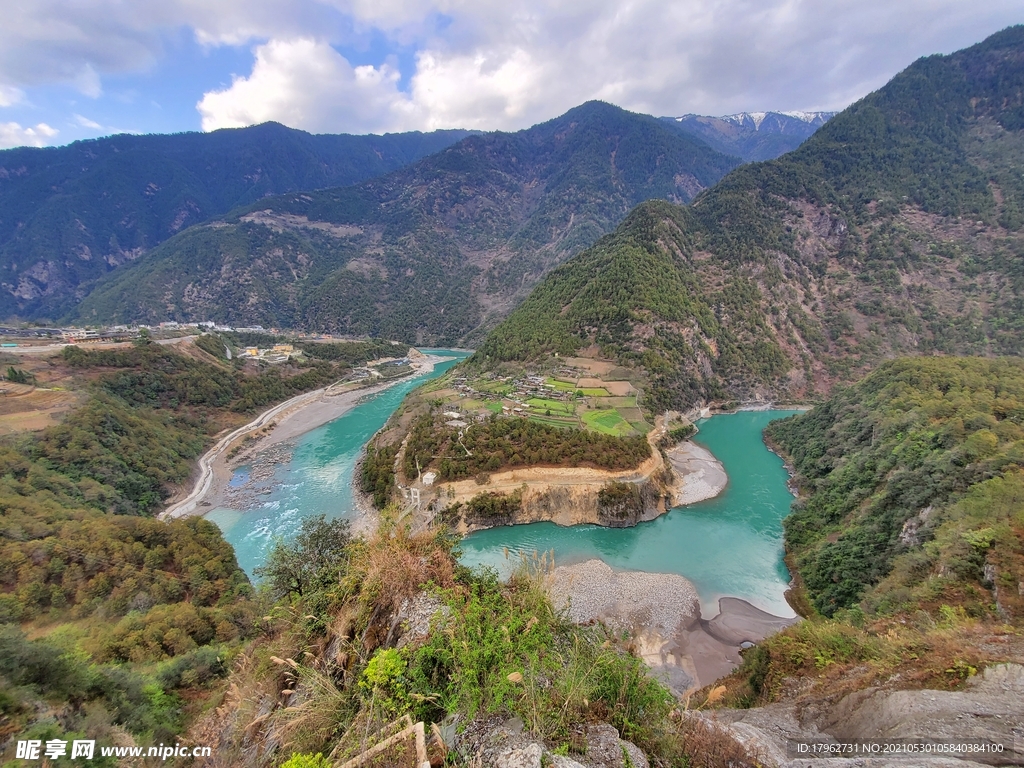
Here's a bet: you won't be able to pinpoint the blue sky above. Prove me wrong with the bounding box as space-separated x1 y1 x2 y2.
2 1 1021 148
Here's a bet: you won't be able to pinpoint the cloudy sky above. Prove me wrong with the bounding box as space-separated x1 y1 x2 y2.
1 1 1021 149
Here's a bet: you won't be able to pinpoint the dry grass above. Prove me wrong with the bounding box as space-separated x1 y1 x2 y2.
346 521 460 620
0 388 82 434
704 613 1023 711
329 713 423 767
0 351 85 434
274 664 356 755
663 714 767 768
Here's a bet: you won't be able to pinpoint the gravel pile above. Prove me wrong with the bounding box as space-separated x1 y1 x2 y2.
547 559 699 634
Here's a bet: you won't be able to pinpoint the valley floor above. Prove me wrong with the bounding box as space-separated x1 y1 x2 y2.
161 351 451 519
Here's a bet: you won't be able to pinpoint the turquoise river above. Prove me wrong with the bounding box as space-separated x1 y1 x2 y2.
206 351 800 617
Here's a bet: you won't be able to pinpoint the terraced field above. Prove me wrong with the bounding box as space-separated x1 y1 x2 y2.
582 408 633 436
0 386 80 434
407 356 654 437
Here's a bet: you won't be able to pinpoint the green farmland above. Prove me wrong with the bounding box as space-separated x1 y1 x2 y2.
582 408 633 436
527 397 575 415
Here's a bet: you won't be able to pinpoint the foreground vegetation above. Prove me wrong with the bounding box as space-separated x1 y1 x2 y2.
715 603 1021 712
0 337 398 758
202 513 740 767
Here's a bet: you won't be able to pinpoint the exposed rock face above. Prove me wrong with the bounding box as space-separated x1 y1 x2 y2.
695 663 1024 767
492 742 545 768
458 717 648 768
451 473 675 533
519 477 670 529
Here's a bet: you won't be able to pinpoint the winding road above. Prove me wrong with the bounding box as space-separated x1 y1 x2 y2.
160 386 332 520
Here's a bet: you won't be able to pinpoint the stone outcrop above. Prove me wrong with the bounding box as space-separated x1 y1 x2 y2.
457 717 649 768
689 663 1024 767
448 474 675 533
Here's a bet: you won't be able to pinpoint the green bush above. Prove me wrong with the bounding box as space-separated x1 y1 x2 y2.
406 568 672 745
279 753 332 768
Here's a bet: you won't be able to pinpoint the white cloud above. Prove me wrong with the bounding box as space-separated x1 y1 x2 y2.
197 38 416 133
0 122 58 149
73 64 102 98
74 113 103 130
0 84 24 107
193 0 1024 134
410 48 543 129
1 0 1023 136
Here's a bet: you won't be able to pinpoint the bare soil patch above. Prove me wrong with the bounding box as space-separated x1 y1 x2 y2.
563 356 616 375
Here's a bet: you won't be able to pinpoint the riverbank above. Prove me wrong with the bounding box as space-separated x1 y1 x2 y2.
547 559 797 695
665 440 728 506
161 352 451 520
411 419 729 536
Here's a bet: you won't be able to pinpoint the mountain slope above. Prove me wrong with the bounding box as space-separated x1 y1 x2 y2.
0 123 474 320
766 356 1024 617
474 26 1024 411
72 102 741 342
663 110 835 161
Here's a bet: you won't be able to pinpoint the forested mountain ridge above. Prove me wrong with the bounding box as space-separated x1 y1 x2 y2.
663 110 836 161
768 356 1024 619
69 102 741 343
0 123 474 320
474 26 1024 412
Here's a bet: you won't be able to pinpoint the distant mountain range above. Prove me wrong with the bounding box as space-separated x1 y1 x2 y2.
0 123 475 320
70 102 742 342
663 110 836 161
1 101 839 327
474 26 1024 410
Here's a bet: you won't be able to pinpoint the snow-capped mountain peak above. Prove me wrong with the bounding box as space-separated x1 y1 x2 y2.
715 111 835 130
664 110 838 161
779 110 834 123
722 111 768 128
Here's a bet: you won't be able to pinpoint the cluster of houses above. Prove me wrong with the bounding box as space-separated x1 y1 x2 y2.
444 370 586 420
157 322 341 341
158 321 239 332
241 344 295 363
0 325 139 343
